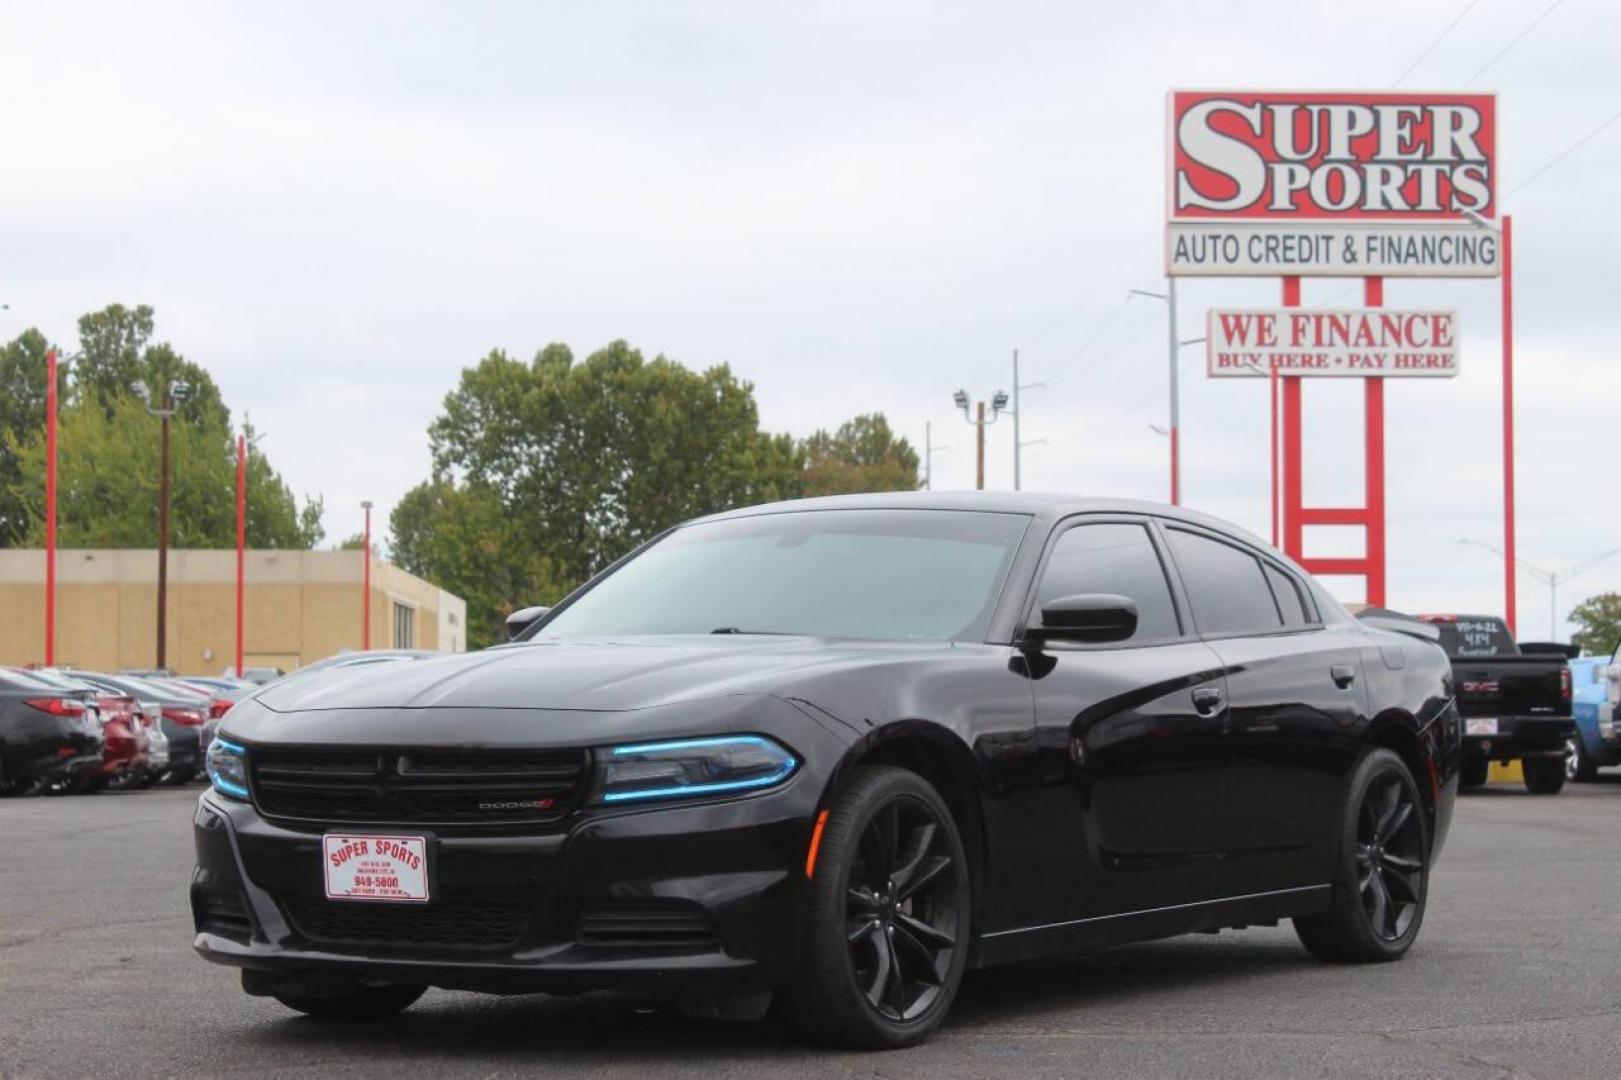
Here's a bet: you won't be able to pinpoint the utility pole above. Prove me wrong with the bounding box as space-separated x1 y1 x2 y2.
923 422 950 490
146 380 190 671
953 388 1008 492
1459 539 1620 642
1128 283 1184 505
45 349 58 667
1011 348 1046 491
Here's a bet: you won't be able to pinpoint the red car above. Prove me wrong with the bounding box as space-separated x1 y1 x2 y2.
24 670 151 792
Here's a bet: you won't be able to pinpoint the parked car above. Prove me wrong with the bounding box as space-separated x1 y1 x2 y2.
76 673 208 785
23 669 149 792
1417 614 1574 793
223 666 285 686
1567 654 1620 781
196 493 1459 1047
0 669 104 795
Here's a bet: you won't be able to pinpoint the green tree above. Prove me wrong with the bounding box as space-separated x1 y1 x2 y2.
73 304 227 429
428 340 803 586
399 341 803 646
391 478 567 648
800 413 919 496
5 397 323 549
1569 592 1621 657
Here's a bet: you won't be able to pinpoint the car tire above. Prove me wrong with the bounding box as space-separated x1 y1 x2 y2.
1566 737 1597 783
780 765 971 1049
272 982 426 1020
1459 757 1488 789
1522 757 1566 795
1295 748 1428 964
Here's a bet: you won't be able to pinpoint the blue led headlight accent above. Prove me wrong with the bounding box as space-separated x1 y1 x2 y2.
599 735 797 803
206 736 250 801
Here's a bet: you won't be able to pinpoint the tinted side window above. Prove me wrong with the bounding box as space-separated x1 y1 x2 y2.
1035 523 1180 643
1166 528 1283 637
1264 563 1312 627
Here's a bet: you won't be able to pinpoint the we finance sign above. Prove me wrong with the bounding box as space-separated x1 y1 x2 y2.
1207 308 1458 378
1166 91 1499 278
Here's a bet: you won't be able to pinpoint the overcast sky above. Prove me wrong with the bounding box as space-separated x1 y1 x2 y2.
4 1 1618 639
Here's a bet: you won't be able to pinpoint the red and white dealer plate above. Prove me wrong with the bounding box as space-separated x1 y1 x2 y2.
322 834 430 902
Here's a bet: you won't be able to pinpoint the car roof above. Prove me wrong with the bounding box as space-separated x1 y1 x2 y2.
687 491 1274 549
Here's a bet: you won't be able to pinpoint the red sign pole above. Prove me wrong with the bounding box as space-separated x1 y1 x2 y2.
235 434 246 676
1363 277 1387 607
1280 277 1302 560
1501 215 1517 635
362 502 373 650
44 348 58 667
1269 353 1280 548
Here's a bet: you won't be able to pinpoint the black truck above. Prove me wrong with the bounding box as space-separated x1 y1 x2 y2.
1420 614 1574 794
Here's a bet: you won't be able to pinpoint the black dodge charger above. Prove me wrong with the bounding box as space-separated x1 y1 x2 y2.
195 493 1460 1047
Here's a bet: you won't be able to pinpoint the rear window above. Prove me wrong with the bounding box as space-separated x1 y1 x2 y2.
1431 617 1517 657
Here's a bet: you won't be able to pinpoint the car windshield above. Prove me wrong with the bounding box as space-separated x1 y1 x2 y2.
535 509 1030 642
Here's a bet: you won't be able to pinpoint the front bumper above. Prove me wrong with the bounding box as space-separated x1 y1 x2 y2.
1461 715 1574 760
191 763 827 998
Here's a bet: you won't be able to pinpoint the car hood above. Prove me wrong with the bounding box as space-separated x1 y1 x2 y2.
253 636 956 714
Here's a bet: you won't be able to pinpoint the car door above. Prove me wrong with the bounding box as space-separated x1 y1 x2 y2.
1022 517 1230 922
1160 524 1369 896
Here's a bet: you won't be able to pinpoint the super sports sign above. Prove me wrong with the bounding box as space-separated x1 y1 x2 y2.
1166 91 1499 277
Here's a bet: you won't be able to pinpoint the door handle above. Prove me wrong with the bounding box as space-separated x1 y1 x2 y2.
1191 686 1226 717
1331 665 1357 689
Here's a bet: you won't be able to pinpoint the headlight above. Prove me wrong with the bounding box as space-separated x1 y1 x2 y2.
206 737 249 801
596 735 797 804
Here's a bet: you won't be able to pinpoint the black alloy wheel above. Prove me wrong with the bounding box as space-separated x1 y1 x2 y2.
783 765 970 1048
1354 772 1424 943
1295 748 1428 962
844 797 962 1023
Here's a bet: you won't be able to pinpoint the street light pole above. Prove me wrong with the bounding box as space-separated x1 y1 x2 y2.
361 501 373 650
954 389 1008 491
235 434 247 678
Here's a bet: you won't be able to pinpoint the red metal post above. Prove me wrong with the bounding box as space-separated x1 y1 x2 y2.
1364 276 1387 607
1501 215 1516 634
44 348 58 666
362 503 372 650
1280 277 1301 559
1269 362 1279 547
235 434 246 676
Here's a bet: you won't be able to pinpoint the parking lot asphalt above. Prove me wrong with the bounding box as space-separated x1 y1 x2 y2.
3 780 1620 1080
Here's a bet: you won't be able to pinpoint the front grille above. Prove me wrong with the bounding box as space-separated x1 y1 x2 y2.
249 746 589 826
193 888 253 941
283 896 532 951
577 900 719 948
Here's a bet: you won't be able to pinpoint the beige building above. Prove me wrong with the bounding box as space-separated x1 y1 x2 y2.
0 549 466 675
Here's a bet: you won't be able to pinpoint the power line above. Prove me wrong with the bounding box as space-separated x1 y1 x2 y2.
1069 295 1132 361
1505 107 1621 200
1463 0 1567 88
1391 0 1482 88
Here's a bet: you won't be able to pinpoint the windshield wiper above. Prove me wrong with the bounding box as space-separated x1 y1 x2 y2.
710 627 793 635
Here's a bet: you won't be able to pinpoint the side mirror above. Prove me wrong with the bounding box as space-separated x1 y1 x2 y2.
1024 593 1138 646
505 605 550 641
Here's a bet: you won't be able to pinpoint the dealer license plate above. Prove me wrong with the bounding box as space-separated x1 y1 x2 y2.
322 834 430 903
1465 718 1499 736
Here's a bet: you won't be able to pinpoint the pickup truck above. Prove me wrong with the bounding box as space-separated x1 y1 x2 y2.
1568 652 1621 781
1419 614 1574 794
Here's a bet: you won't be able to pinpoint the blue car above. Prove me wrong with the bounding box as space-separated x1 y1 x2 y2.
1568 655 1620 781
